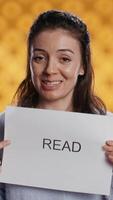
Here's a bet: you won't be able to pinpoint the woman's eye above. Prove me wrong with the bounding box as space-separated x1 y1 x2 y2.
33 56 45 62
60 57 71 63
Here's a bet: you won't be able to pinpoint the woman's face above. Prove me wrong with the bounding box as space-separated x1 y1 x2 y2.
30 28 84 104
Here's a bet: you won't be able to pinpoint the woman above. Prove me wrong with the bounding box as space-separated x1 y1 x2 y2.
0 10 113 200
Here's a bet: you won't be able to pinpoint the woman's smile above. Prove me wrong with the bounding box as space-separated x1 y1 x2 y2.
41 79 63 91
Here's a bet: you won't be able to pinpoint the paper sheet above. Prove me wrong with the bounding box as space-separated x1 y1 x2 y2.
0 106 113 195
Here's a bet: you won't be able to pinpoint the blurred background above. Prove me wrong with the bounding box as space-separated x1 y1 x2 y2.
0 0 113 112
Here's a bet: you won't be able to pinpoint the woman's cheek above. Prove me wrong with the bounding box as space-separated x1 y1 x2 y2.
61 67 80 79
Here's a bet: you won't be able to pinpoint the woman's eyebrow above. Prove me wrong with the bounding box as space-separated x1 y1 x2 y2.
33 48 46 52
57 49 74 54
33 48 74 54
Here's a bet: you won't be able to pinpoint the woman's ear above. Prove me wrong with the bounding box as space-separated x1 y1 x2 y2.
79 66 84 75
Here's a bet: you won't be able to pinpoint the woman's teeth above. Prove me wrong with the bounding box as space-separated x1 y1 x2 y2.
42 80 62 86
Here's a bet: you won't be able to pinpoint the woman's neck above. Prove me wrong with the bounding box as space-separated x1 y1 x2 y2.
37 99 73 112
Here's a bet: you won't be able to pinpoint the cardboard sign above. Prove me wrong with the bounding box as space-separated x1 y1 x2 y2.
0 106 113 195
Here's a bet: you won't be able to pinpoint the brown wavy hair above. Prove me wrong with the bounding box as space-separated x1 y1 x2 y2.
13 10 106 114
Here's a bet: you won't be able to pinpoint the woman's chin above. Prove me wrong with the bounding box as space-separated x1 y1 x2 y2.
39 92 62 102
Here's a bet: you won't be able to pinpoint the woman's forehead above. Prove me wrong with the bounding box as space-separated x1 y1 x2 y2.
31 29 81 52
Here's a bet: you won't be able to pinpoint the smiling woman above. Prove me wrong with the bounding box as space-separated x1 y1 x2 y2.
0 9 113 200
30 29 84 111
13 10 106 114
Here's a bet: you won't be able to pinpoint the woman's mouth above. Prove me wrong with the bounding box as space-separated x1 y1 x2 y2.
41 80 63 90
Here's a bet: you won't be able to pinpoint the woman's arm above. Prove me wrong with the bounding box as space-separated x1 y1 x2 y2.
0 113 10 165
0 113 9 200
0 183 5 200
103 141 113 164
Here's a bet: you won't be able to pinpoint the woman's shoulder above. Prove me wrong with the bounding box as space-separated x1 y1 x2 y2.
0 112 5 135
107 111 113 116
0 112 5 125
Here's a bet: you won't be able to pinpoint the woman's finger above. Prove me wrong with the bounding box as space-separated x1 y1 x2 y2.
106 140 113 146
107 155 113 163
0 140 11 149
103 145 113 152
105 151 113 157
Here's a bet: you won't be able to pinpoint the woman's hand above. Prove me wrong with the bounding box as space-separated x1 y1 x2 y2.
103 140 113 164
0 140 11 166
0 140 11 149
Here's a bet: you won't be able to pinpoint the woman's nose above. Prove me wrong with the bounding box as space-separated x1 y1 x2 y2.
44 59 58 74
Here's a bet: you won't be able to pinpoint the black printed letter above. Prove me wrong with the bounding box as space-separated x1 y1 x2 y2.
72 142 81 152
43 138 52 149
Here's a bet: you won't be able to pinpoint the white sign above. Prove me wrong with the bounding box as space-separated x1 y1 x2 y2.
0 106 113 195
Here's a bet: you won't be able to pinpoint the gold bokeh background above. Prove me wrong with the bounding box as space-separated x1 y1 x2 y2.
0 0 113 112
